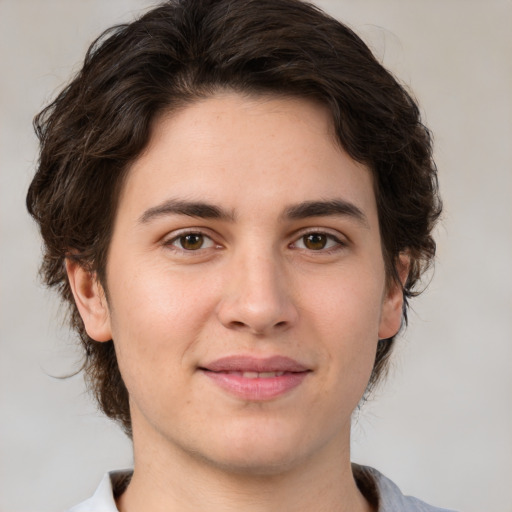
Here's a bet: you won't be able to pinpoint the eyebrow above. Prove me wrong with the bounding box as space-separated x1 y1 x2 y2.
138 198 368 227
283 199 369 227
139 199 235 224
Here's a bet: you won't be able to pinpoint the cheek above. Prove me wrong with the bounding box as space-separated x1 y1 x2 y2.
309 272 384 337
110 255 214 327
304 270 384 382
106 263 218 384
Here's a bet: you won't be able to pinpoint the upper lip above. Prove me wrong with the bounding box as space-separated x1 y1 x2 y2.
201 355 310 373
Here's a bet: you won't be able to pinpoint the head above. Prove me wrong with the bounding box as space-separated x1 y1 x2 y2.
27 0 441 438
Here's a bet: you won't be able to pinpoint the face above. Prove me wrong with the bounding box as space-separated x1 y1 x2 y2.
71 93 404 474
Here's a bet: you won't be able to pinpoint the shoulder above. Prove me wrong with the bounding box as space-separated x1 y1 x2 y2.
353 464 459 512
67 470 132 512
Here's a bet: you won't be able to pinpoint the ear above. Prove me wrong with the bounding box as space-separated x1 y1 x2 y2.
66 258 112 342
378 253 410 340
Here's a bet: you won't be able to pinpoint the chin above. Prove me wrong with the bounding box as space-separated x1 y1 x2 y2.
199 448 304 477
188 419 318 477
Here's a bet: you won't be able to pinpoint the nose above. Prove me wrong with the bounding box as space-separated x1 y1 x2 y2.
216 249 299 336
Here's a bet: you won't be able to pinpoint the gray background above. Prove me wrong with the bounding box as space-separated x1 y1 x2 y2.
1 1 511 511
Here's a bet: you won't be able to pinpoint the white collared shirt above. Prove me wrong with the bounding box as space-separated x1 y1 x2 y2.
67 465 457 512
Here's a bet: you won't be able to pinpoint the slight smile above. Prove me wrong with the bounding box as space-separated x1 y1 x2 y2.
200 356 312 401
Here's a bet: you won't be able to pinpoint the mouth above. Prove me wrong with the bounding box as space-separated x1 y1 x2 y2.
199 355 311 401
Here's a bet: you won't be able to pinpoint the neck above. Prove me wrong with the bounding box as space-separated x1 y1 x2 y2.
117 424 373 512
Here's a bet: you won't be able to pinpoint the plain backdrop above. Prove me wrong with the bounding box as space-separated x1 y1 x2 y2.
1 1 511 511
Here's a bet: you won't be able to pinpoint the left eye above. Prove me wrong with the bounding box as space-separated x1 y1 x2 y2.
293 232 341 251
169 233 215 251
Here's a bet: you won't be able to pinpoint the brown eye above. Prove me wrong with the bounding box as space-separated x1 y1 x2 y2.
293 232 343 252
167 231 216 252
178 233 204 250
303 233 327 250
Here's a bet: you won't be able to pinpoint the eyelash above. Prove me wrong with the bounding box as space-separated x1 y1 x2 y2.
163 229 347 254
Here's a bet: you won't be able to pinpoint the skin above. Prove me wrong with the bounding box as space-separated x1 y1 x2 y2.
67 93 406 512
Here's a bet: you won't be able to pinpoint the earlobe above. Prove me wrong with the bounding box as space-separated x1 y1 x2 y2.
65 259 112 342
378 253 410 340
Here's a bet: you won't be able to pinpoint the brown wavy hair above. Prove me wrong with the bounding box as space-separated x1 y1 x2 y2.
27 0 441 437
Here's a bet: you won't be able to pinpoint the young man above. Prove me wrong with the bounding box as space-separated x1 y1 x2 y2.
27 0 451 510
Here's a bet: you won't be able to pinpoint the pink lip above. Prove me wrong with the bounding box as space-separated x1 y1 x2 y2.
200 356 311 401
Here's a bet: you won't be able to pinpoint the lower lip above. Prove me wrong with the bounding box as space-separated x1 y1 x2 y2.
202 371 309 400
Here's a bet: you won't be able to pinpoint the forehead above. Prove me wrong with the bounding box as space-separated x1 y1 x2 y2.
118 92 377 225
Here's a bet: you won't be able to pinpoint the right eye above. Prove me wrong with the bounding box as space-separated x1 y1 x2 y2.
167 232 216 251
